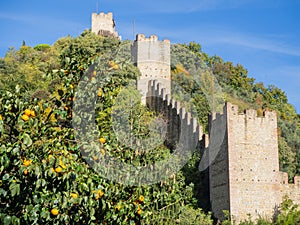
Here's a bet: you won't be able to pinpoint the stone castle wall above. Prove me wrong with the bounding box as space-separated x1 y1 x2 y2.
135 33 300 223
279 174 300 210
92 12 300 224
146 80 203 152
91 12 119 38
132 34 171 103
226 103 281 222
207 103 300 223
145 80 300 223
208 109 230 220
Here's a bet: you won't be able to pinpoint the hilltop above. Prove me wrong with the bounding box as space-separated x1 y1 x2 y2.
0 30 299 224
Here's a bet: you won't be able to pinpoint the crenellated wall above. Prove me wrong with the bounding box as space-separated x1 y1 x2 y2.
228 103 280 222
140 52 300 224
207 102 300 223
279 174 300 209
136 37 300 224
91 12 119 38
90 13 300 224
146 79 203 152
144 79 300 223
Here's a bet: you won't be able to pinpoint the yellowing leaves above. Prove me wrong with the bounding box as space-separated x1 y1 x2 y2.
70 193 78 198
94 189 104 200
50 114 57 123
59 159 67 169
97 88 103 97
44 107 51 116
173 64 189 76
41 107 51 121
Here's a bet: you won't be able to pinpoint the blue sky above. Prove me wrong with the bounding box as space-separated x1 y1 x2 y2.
0 0 299 113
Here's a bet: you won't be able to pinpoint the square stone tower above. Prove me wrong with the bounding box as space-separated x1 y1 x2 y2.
91 12 119 38
208 103 282 223
131 34 171 103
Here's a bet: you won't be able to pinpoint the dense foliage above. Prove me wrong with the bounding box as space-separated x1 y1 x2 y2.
0 31 299 224
172 42 299 181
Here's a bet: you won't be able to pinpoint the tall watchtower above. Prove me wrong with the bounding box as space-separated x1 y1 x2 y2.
131 34 171 103
91 12 119 38
208 103 282 222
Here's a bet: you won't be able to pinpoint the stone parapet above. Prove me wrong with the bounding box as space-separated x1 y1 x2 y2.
146 80 203 152
91 12 119 38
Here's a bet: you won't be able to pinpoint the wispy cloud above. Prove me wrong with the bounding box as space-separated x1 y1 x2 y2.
200 29 300 57
121 0 280 13
120 22 300 57
0 12 86 34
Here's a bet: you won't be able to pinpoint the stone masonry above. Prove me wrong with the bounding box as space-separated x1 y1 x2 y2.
131 34 171 104
146 79 203 152
208 103 300 223
92 11 300 224
145 79 300 223
91 12 119 38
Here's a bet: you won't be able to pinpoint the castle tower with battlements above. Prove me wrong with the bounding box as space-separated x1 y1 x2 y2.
91 12 119 38
207 102 300 223
131 34 171 103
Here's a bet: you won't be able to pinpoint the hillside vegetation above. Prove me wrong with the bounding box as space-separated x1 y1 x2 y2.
0 31 299 225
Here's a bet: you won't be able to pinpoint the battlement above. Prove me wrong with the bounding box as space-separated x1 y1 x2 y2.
279 172 300 209
90 11 300 223
146 79 203 151
135 34 170 43
91 12 119 38
209 103 277 132
279 171 300 186
94 12 113 19
208 102 282 222
226 102 277 122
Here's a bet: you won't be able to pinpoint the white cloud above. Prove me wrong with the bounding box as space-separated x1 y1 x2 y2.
201 30 300 57
118 0 281 13
139 25 300 57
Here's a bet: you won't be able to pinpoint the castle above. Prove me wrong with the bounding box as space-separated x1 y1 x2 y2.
91 12 118 38
92 12 300 223
131 34 171 104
